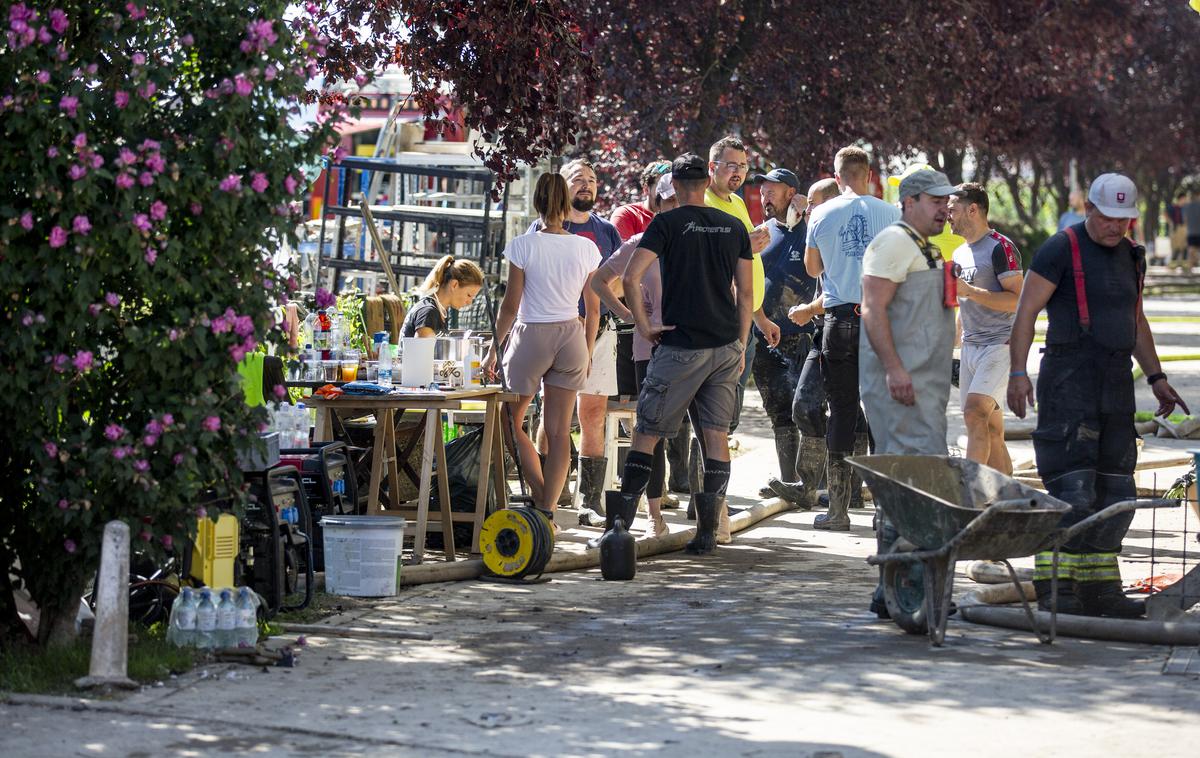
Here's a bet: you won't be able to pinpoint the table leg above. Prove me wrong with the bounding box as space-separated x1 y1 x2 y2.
491 400 511 511
412 408 439 564
432 410 456 561
383 410 401 513
314 406 333 443
471 396 498 554
366 409 388 515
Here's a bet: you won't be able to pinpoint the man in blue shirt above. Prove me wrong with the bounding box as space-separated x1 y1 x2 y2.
747 168 818 501
804 146 900 531
527 159 623 525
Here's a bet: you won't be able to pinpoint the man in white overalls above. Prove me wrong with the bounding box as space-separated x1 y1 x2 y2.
859 169 959 617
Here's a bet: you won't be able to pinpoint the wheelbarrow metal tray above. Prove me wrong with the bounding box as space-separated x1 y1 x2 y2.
848 455 1071 561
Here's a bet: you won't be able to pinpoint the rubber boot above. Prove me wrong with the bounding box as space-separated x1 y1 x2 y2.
870 512 897 618
767 436 824 510
813 452 851 531
1033 579 1085 616
849 431 869 509
576 456 608 527
1075 553 1145 618
666 424 691 493
685 493 722 555
686 437 703 517
760 427 800 499
587 491 638 549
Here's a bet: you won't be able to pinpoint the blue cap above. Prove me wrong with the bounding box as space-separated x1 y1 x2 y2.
751 168 800 191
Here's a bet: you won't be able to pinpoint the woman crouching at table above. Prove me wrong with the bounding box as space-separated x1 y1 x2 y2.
484 173 602 530
400 255 484 338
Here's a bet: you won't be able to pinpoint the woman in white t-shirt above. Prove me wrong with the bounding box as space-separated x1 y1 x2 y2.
484 173 602 523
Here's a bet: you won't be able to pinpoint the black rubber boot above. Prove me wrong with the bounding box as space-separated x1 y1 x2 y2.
1033 579 1085 615
587 491 638 549
1076 580 1145 618
814 452 851 531
576 456 608 527
687 437 703 508
760 427 800 499
849 432 869 509
767 436 824 510
685 493 722 555
666 423 692 494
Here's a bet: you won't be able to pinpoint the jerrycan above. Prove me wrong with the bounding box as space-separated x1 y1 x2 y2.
599 515 636 581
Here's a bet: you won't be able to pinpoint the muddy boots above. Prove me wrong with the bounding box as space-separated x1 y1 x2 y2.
759 427 799 499
576 456 608 527
686 437 703 520
1075 555 1145 618
849 431 869 509
767 435 825 510
587 491 638 549
685 492 724 555
813 452 852 531
1032 551 1084 615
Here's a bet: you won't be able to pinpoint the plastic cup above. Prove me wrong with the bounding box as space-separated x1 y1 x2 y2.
323 360 339 382
340 362 358 382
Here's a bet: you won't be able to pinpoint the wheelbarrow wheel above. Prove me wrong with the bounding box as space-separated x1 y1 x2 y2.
882 545 927 635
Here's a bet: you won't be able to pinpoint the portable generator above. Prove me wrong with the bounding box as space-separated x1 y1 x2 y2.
278 441 359 571
240 466 313 616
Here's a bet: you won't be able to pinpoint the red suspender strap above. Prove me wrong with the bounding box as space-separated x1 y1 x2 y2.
1063 226 1090 331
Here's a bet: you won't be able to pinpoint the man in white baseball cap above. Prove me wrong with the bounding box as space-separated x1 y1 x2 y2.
1008 172 1188 618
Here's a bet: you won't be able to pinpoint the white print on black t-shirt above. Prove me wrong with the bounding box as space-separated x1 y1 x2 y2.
683 221 733 234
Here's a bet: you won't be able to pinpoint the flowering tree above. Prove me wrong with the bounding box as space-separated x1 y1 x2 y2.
0 1 336 646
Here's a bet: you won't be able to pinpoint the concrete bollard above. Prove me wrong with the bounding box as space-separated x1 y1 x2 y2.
75 520 137 690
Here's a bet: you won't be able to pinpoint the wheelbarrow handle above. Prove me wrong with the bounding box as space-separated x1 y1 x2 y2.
866 498 1038 566
1056 497 1181 544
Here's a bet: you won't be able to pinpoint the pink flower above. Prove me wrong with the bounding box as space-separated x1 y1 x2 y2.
51 354 69 372
46 146 58 158
21 313 33 326
264 65 277 81
68 164 86 181
144 153 165 173
131 52 146 66
284 174 298 194
219 174 242 192
58 498 69 510
234 74 253 97
161 413 174 426
161 534 174 550
180 33 193 47
139 530 151 542
104 423 123 441
48 226 67 248
114 90 129 108
89 153 104 169
189 202 203 216
72 350 93 372
139 81 156 99
72 132 87 148
144 248 157 265
115 173 135 189
149 200 167 220
19 211 32 230
250 172 268 193
138 171 154 186
174 453 185 466
133 459 149 472
332 145 347 162
168 328 180 341
50 10 68 35
72 215 90 235
315 287 335 309
272 384 286 398
202 415 221 432
138 138 160 152
58 95 78 117
44 441 58 457
234 315 255 337
112 446 130 460
142 433 157 447
64 539 77 554
230 344 247 362
125 3 145 21
132 213 151 232
117 147 137 166
105 292 120 307
36 70 50 84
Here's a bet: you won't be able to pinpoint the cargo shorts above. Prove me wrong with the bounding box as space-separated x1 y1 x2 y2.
635 341 743 438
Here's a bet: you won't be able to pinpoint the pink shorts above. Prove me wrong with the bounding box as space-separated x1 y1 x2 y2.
502 319 589 396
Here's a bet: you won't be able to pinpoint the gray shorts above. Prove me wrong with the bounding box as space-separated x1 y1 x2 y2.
960 342 1009 409
502 319 589 396
635 341 742 437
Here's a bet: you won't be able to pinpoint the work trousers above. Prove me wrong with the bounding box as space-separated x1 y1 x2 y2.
821 311 868 455
752 333 811 430
792 328 828 439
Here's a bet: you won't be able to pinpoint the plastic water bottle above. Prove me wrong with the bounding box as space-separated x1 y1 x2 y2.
294 403 309 448
377 335 393 387
216 588 237 648
235 587 258 648
168 588 197 647
195 589 217 649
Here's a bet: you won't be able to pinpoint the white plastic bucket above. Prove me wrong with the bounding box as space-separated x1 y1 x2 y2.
320 515 406 597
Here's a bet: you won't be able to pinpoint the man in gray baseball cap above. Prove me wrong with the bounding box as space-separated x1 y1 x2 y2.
857 166 959 617
1008 172 1188 618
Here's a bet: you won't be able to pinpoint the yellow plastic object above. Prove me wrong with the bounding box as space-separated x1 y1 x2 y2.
190 513 239 588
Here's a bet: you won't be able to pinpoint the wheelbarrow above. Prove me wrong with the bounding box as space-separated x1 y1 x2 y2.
848 455 1178 646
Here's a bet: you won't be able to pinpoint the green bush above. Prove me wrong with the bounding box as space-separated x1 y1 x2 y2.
0 1 336 645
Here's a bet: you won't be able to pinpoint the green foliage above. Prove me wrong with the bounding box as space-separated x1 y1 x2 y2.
0 1 336 644
0 628 199 694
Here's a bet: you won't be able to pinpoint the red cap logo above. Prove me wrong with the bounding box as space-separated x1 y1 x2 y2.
1117 192 1126 202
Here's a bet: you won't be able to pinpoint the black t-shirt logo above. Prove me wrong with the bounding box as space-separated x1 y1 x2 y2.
683 220 733 234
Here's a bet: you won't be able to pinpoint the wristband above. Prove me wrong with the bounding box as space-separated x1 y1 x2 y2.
1009 370 1027 378
1146 372 1167 386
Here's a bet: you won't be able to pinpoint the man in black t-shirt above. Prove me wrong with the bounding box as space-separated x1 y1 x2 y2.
1008 173 1188 618
608 153 754 555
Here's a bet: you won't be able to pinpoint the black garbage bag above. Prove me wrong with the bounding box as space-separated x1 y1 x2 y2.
426 427 500 550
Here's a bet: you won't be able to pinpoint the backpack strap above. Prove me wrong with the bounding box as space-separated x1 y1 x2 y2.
1063 226 1090 333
